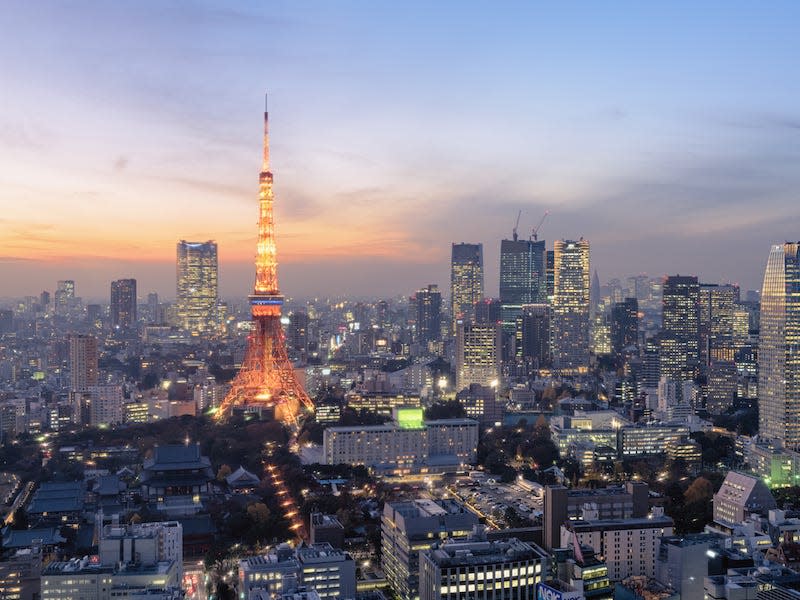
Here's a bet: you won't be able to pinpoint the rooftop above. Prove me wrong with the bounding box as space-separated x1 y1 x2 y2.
426 537 547 568
143 443 212 471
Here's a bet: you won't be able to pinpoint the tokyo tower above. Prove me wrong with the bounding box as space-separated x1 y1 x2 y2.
218 96 314 423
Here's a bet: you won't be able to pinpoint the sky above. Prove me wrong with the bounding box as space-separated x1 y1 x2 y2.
1 1 800 301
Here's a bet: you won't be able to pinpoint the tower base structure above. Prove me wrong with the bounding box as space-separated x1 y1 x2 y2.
218 300 313 423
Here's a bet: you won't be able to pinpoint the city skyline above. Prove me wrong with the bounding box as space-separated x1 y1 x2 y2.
3 3 800 299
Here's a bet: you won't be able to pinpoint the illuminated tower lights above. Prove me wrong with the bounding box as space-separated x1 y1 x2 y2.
218 96 314 423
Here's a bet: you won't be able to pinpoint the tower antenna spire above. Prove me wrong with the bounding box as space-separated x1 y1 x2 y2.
262 93 270 172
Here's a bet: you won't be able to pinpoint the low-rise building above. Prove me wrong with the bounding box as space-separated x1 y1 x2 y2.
239 545 300 600
561 506 674 582
310 513 345 549
98 518 183 579
419 533 548 600
616 424 690 457
382 499 479 600
238 543 355 600
0 546 42 600
40 556 180 600
550 545 613 600
324 409 477 475
27 481 85 525
297 543 356 600
140 443 213 516
712 472 776 527
543 483 650 551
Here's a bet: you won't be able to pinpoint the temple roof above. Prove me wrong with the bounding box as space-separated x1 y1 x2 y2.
143 443 212 472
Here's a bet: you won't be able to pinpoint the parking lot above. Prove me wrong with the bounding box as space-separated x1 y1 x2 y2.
442 472 543 529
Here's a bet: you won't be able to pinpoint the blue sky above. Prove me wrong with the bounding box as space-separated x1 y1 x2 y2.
1 1 799 299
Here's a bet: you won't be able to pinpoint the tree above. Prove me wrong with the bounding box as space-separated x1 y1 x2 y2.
247 502 271 524
424 401 466 420
11 508 28 530
533 414 550 440
217 465 232 481
684 476 714 504
141 372 159 390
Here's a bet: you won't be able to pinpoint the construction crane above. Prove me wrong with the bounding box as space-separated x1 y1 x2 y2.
512 210 522 241
532 210 549 241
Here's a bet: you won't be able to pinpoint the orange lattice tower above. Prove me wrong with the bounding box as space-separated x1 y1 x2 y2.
218 96 314 423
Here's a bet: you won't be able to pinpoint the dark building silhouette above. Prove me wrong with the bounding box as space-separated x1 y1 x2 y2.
110 278 137 331
414 284 442 344
611 297 639 360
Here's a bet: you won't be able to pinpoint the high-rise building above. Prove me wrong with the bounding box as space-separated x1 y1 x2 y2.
758 243 800 449
698 283 739 368
176 240 218 335
287 310 311 359
590 270 601 317
86 303 102 328
456 322 502 391
546 250 555 300
706 360 737 415
87 384 124 427
499 237 546 330
451 243 484 331
515 304 551 371
610 297 638 359
147 292 160 324
660 275 699 383
54 279 75 316
474 298 501 325
414 284 442 344
552 239 590 373
110 278 137 331
69 334 98 392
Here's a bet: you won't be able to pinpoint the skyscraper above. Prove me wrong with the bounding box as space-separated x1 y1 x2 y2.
515 304 551 371
546 250 555 300
552 239 590 373
147 292 160 324
456 321 502 391
54 280 75 316
69 334 98 392
660 275 699 383
176 240 218 335
287 310 311 360
499 237 546 329
450 243 484 331
414 284 442 344
698 283 739 368
758 243 800 449
110 278 137 331
611 297 639 360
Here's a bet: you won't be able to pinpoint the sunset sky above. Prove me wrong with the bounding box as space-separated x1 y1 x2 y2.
2 2 800 300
